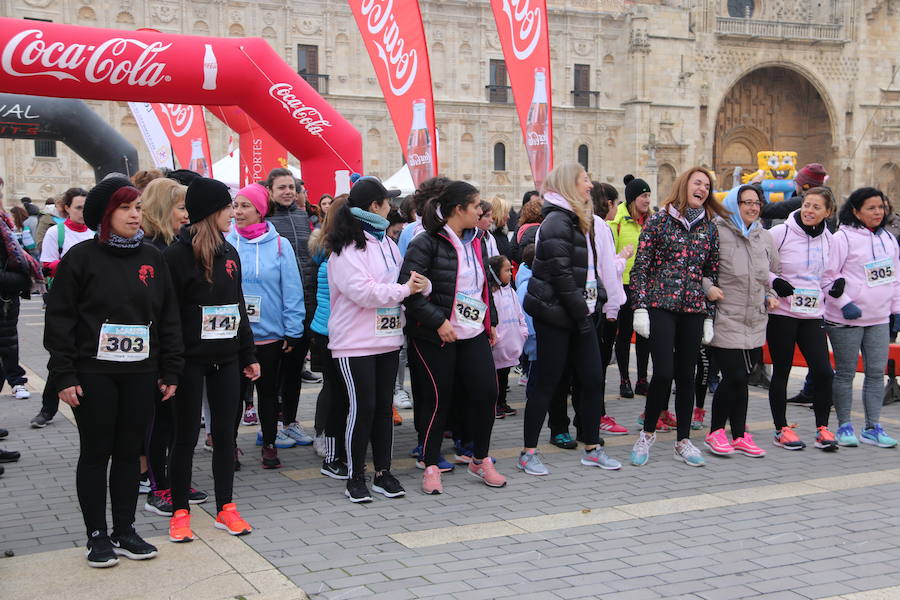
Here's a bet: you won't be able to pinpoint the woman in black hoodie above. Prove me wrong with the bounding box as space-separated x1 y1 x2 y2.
44 177 183 568
163 177 259 543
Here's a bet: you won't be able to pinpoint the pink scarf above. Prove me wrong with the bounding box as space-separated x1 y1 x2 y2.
236 222 268 240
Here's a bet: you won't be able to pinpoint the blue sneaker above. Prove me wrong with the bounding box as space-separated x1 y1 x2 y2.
630 431 655 466
257 431 297 449
283 422 314 445
410 444 423 458
413 446 454 472
581 446 621 470
452 439 474 464
674 439 705 467
835 423 859 447
861 424 898 448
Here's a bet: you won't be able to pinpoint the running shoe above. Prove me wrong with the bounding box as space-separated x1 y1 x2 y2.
453 439 474 464
168 509 195 543
241 404 258 426
138 473 150 493
660 410 678 430
630 431 655 466
29 410 52 428
321 459 349 480
637 413 670 432
283 422 314 445
674 439 705 466
814 426 839 451
691 407 707 430
786 390 814 406
373 471 406 498
620 378 634 399
188 488 208 504
731 433 765 457
773 426 806 450
261 444 281 469
144 489 174 516
517 449 549 476
110 530 158 561
518 373 528 386
0 448 18 462
410 444 423 458
581 446 621 470
204 434 213 452
634 378 649 396
257 430 297 448
215 503 252 535
413 445 455 472
301 370 323 384
600 415 629 435
835 423 859 447
393 389 412 409
86 534 118 568
12 384 30 399
861 424 898 448
468 458 507 487
494 405 506 419
0 428 6 439
550 433 578 449
704 428 735 456
392 404 403 426
422 465 443 495
313 433 327 458
500 402 517 417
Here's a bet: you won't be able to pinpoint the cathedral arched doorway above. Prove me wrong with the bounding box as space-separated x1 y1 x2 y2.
714 66 833 189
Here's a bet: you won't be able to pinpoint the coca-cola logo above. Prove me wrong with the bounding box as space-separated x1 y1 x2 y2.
499 0 542 60
359 0 418 96
1 29 172 87
268 83 332 137
407 151 431 167
527 131 547 146
157 104 194 137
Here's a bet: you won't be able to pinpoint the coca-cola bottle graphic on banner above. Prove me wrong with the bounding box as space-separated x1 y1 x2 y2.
188 138 210 177
406 99 433 189
202 44 218 91
525 68 551 191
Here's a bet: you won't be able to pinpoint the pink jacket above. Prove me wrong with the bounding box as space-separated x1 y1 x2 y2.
491 285 528 369
768 211 832 319
823 224 900 326
444 225 490 340
327 232 410 358
593 216 626 320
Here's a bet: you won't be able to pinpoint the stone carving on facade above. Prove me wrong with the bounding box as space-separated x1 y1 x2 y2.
298 18 321 35
23 0 54 8
116 11 135 24
151 4 178 24
78 6 96 20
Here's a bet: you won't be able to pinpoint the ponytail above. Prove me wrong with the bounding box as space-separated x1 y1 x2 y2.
324 200 365 255
423 180 479 233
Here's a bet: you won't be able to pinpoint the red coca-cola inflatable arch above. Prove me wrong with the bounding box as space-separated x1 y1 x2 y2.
0 18 362 199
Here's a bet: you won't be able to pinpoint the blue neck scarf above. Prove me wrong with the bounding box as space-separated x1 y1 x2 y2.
350 207 389 241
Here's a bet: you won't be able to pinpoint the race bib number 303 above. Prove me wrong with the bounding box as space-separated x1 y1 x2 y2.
97 324 150 362
201 304 240 339
864 258 895 287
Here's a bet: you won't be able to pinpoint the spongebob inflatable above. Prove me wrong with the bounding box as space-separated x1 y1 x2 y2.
712 151 798 204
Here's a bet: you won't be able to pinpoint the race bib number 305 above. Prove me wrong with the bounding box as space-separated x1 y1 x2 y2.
97 324 150 362
864 258 895 287
201 304 240 339
455 292 487 330
375 307 403 337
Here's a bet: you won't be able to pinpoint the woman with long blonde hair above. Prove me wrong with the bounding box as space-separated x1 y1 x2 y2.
519 162 620 476
141 178 188 249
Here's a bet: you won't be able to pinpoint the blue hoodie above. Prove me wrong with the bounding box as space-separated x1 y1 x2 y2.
515 264 537 361
226 226 305 342
723 184 762 238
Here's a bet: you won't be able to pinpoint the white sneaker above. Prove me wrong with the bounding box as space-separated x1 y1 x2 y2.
313 434 327 458
393 389 412 409
12 385 30 399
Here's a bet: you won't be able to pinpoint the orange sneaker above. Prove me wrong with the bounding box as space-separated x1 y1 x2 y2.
168 509 195 543
815 426 838 451
214 503 252 536
392 404 403 426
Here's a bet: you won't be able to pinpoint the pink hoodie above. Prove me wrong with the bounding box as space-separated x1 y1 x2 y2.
593 216 627 320
768 210 832 319
443 225 491 340
491 285 528 369
823 224 900 327
327 232 410 358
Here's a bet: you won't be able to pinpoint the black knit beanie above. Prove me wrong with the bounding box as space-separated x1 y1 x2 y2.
624 174 651 205
186 177 232 224
84 177 134 231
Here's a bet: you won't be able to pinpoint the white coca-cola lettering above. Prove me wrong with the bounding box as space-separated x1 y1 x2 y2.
1 29 171 87
359 0 418 96
158 104 194 137
526 131 547 146
407 151 431 166
499 0 542 60
268 83 332 137
251 138 264 177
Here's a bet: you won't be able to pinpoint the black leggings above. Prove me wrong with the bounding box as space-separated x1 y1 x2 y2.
73 371 156 538
497 367 511 406
171 360 240 512
238 341 282 446
616 286 650 382
710 347 759 439
279 332 310 425
410 333 497 465
643 309 704 440
314 333 348 463
767 314 833 429
337 350 400 478
525 319 605 448
146 390 174 491
695 346 710 410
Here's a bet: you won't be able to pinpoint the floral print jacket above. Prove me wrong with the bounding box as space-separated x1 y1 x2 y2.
630 205 719 315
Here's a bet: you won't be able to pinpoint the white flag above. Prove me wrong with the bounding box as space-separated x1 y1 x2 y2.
128 102 175 170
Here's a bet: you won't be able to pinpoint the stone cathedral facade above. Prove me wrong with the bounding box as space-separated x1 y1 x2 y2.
1 0 898 205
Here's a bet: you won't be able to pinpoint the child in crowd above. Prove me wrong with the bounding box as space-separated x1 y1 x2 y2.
489 255 528 418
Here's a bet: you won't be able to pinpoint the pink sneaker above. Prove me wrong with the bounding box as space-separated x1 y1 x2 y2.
468 458 507 488
422 465 443 495
600 415 629 435
704 428 735 455
660 410 678 430
732 432 766 457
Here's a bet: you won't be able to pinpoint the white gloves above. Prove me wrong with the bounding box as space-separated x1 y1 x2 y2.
702 318 714 345
633 308 650 338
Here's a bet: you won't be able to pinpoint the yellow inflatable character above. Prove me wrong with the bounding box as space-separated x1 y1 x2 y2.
741 151 798 183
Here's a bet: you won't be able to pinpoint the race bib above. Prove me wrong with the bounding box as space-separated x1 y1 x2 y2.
584 280 598 313
790 288 821 314
97 324 150 362
455 292 487 330
375 307 403 337
201 304 240 339
244 295 261 324
864 258 895 287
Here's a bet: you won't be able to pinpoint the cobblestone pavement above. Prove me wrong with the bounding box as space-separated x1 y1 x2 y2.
4 297 900 599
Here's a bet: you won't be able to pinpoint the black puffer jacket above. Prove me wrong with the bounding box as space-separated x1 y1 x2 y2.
524 201 605 332
267 203 314 319
400 228 498 345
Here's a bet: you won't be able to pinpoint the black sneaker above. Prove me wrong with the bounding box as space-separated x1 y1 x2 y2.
188 488 209 504
138 472 150 493
321 459 349 480
0 428 8 439
30 411 52 428
144 489 174 516
620 378 634 399
748 364 771 389
345 475 373 503
261 444 281 469
373 471 406 498
301 370 323 384
786 390 814 407
634 378 649 396
0 448 20 463
86 533 119 568
110 530 158 560
500 403 517 417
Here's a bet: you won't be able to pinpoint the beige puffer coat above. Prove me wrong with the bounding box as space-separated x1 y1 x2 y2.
707 217 779 349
